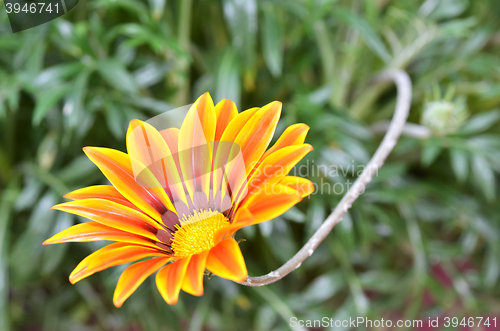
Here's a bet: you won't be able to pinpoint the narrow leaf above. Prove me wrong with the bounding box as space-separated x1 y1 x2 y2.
97 59 138 94
471 155 495 201
333 8 391 63
449 148 469 183
261 4 283 77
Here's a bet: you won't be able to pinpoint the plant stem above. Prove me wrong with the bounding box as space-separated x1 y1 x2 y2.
239 69 413 287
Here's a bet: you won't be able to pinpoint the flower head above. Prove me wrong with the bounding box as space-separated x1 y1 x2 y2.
44 93 313 306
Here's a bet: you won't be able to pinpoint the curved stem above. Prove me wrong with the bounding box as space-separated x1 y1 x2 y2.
239 69 413 286
371 121 430 139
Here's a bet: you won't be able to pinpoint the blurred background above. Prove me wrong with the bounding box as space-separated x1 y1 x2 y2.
1 0 500 330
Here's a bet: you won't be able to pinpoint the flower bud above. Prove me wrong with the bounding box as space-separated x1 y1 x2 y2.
421 99 468 135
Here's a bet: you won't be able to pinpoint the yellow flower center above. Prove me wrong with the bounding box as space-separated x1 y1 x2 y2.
171 209 229 258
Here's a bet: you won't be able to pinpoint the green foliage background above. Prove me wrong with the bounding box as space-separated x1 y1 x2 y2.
1 0 500 330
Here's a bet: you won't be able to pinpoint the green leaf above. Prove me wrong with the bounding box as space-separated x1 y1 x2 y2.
32 84 71 126
148 0 165 20
471 155 495 201
0 182 20 331
34 62 83 88
97 59 138 94
421 139 442 166
14 176 43 211
484 247 500 288
133 62 170 88
290 272 344 307
10 194 56 284
425 0 468 20
223 0 258 69
459 109 500 134
449 148 468 183
128 96 175 114
104 102 126 139
216 49 241 107
337 212 355 252
41 213 72 275
333 8 391 63
255 305 278 331
92 0 150 24
0 101 5 120
7 87 20 112
57 155 98 183
253 286 299 329
261 4 283 77
64 69 91 130
283 207 305 223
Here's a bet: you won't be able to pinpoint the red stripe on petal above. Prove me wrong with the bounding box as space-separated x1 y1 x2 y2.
178 93 216 199
43 222 159 249
126 120 185 208
232 101 282 176
84 147 174 222
64 185 140 211
51 199 161 241
70 242 165 284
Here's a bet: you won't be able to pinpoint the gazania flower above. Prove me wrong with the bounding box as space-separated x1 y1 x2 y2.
44 93 314 307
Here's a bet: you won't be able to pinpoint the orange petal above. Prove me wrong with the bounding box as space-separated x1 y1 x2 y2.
126 120 169 190
159 126 179 147
159 128 180 165
212 140 249 208
178 93 216 202
219 107 259 143
247 144 313 195
51 199 161 241
206 238 247 282
158 127 199 213
262 123 310 159
70 242 165 284
181 250 209 296
214 99 238 141
215 106 259 201
42 222 159 248
213 208 254 243
126 120 187 207
64 185 139 211
113 257 171 307
233 101 282 176
240 184 302 226
189 92 216 143
280 176 315 197
155 257 191 305
84 147 174 222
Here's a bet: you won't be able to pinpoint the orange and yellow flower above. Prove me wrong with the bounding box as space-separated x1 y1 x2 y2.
44 93 313 307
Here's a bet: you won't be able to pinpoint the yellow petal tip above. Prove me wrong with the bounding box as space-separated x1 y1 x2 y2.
69 276 78 285
113 299 123 308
